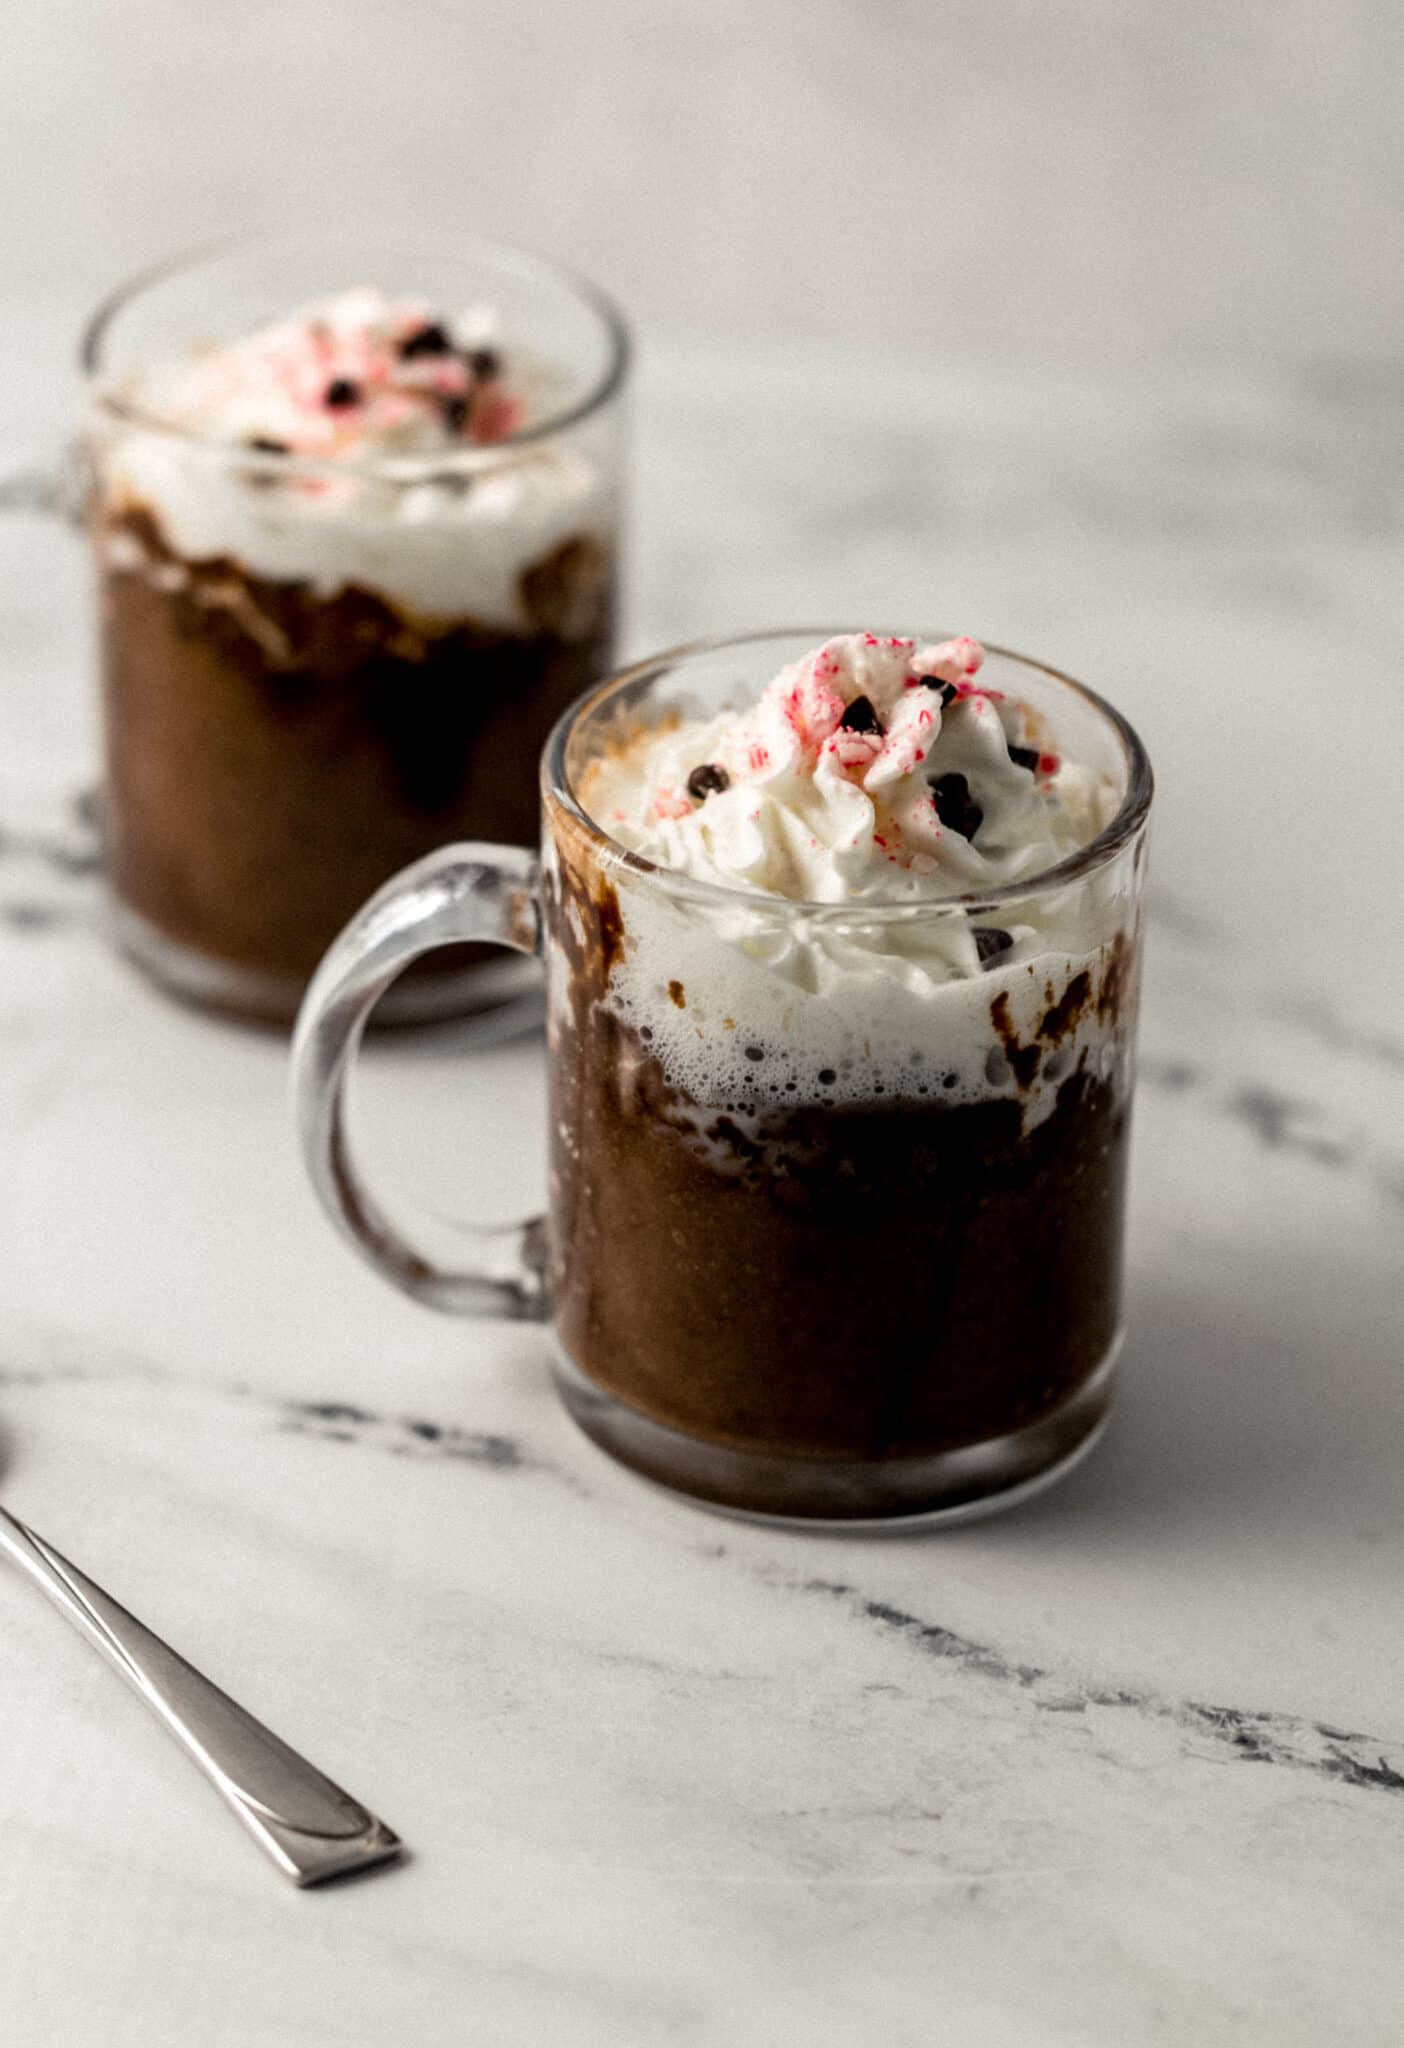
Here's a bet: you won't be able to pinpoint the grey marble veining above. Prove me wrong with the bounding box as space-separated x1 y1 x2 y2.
1 327 1403 2044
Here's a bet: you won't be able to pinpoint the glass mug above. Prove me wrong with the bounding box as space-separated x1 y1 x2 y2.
3 229 628 1025
292 631 1153 1525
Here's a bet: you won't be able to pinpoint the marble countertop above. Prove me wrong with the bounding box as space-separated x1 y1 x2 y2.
1 337 1402 2046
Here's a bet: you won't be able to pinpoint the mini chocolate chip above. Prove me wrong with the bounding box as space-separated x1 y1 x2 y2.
399 321 452 359
1008 743 1039 771
443 394 470 433
930 771 983 841
973 926 1015 965
744 1045 765 1062
686 762 730 802
324 377 360 408
247 435 289 455
839 694 883 734
467 346 502 380
937 681 959 706
818 1067 837 1085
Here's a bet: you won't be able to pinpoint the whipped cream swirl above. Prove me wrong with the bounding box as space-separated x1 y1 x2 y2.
562 633 1141 1126
586 634 1117 905
127 288 531 460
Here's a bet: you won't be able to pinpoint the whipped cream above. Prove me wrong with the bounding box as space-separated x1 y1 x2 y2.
126 289 532 458
562 635 1139 1127
585 634 1116 905
95 289 614 632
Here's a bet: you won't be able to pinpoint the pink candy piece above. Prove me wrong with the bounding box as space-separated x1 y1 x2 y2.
913 636 984 685
822 728 883 773
652 789 693 822
419 358 471 397
862 684 943 790
475 389 524 443
779 651 847 753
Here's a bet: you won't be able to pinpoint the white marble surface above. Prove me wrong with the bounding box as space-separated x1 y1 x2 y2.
1 333 1403 2047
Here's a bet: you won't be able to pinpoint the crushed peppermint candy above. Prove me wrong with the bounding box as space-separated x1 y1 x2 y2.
133 288 525 460
583 632 1115 908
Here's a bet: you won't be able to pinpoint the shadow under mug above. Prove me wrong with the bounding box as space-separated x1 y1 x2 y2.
291 630 1153 1527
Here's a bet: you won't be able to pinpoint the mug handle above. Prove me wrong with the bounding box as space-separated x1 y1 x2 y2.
0 440 102 858
290 843 549 1321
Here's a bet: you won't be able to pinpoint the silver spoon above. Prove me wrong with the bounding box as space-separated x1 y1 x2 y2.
0 1501 401 1885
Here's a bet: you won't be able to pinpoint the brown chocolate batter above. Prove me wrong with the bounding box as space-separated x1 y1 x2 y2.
544 825 1136 1499
98 504 612 996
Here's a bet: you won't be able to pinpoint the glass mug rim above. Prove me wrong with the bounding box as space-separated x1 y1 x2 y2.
543 627 1154 921
79 225 632 475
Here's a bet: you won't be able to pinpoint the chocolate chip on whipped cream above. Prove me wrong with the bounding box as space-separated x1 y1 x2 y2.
584 631 1117 908
685 762 730 803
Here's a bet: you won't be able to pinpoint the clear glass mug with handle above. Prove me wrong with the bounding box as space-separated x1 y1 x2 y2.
0 228 628 1023
291 630 1153 1527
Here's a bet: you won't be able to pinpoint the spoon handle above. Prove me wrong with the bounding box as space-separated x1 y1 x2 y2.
0 1506 401 1886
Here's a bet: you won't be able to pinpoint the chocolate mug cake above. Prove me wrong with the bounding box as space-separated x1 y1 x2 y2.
86 243 626 1022
291 628 1153 1525
544 632 1145 1512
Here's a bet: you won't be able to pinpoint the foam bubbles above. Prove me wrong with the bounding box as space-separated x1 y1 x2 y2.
603 872 1130 1131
